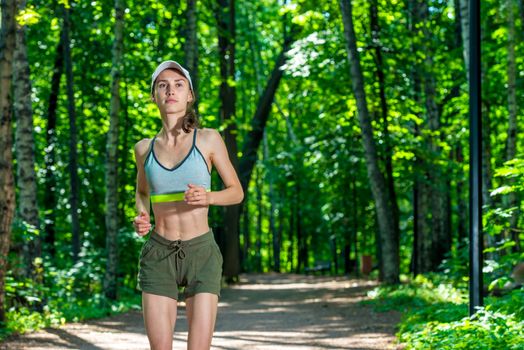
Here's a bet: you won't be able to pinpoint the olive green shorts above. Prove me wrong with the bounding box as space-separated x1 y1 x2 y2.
137 229 223 300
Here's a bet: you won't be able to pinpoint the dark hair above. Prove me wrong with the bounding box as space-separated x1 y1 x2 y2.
183 103 199 133
152 68 199 133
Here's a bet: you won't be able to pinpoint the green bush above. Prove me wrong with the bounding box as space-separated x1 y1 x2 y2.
2 237 142 340
2 304 64 337
402 308 524 350
366 275 524 350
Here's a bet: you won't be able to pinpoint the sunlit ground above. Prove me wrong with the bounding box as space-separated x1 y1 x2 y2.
2 274 401 350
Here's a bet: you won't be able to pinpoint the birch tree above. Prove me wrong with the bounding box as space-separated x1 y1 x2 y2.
339 0 399 283
0 0 17 323
13 0 41 278
104 0 125 299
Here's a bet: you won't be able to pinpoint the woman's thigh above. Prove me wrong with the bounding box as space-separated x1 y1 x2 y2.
142 292 178 350
186 293 218 350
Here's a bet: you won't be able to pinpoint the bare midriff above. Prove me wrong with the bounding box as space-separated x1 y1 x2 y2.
151 201 210 241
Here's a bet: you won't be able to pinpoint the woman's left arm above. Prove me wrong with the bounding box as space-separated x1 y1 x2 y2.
185 129 244 206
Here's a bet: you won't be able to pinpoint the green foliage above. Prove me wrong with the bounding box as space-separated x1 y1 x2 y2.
402 307 524 350
439 244 470 286
17 0 521 282
3 227 141 340
6 0 524 340
491 157 524 195
2 262 141 340
2 289 140 340
2 305 64 338
484 241 524 291
365 274 467 313
366 275 524 350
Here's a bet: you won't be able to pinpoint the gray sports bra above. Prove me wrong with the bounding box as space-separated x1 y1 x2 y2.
144 129 211 203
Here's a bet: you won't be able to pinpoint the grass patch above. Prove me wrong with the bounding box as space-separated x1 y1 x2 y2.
365 275 524 350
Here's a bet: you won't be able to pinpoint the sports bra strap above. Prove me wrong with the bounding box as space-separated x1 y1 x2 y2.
148 135 156 154
192 128 197 146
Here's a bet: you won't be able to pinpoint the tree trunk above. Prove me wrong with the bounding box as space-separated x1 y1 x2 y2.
411 177 418 274
62 4 81 261
445 161 452 250
480 11 497 252
413 126 432 274
14 0 41 278
289 182 296 272
417 180 434 273
44 37 64 258
238 40 292 193
339 0 399 283
421 2 450 268
275 206 283 273
296 179 307 271
285 112 299 272
481 103 493 210
409 0 451 270
185 0 199 105
104 0 125 300
456 145 468 246
233 22 295 278
369 0 400 254
241 191 250 270
118 67 131 223
352 175 359 276
454 0 469 248
215 0 242 282
263 132 279 272
342 172 355 275
407 0 432 275
505 0 520 251
0 0 17 323
255 165 263 272
342 191 352 275
459 0 469 80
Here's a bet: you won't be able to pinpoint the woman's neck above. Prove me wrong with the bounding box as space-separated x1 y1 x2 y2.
158 116 191 145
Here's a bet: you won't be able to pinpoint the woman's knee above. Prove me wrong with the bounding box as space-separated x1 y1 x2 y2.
142 292 178 349
187 293 218 350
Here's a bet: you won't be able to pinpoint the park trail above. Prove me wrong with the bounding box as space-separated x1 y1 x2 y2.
1 273 402 350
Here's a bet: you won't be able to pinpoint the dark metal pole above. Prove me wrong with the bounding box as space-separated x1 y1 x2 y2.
469 0 483 315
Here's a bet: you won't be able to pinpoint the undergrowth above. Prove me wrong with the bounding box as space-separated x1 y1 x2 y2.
365 274 524 350
1 249 142 341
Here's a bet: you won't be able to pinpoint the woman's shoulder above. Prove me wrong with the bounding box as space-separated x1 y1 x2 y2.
134 138 153 159
197 127 222 143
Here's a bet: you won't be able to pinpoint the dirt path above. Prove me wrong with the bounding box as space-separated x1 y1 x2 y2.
1 274 401 350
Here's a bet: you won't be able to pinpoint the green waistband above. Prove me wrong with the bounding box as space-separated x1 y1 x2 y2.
151 189 211 203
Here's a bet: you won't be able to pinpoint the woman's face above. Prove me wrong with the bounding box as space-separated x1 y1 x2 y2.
152 69 193 115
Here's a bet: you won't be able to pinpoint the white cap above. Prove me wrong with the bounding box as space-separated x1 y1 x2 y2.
150 60 194 95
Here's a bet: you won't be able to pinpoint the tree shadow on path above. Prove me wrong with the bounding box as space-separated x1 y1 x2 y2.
1 273 401 350
210 273 401 350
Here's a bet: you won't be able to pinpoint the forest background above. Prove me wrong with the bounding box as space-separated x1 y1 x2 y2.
0 0 523 348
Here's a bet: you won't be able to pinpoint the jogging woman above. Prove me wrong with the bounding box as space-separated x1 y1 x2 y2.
132 60 244 350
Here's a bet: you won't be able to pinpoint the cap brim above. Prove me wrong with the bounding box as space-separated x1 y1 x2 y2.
151 61 194 94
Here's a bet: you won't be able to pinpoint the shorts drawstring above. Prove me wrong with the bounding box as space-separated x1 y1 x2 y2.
151 235 187 260
137 229 222 299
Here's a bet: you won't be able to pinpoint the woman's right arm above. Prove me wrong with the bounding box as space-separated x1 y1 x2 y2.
133 139 152 236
